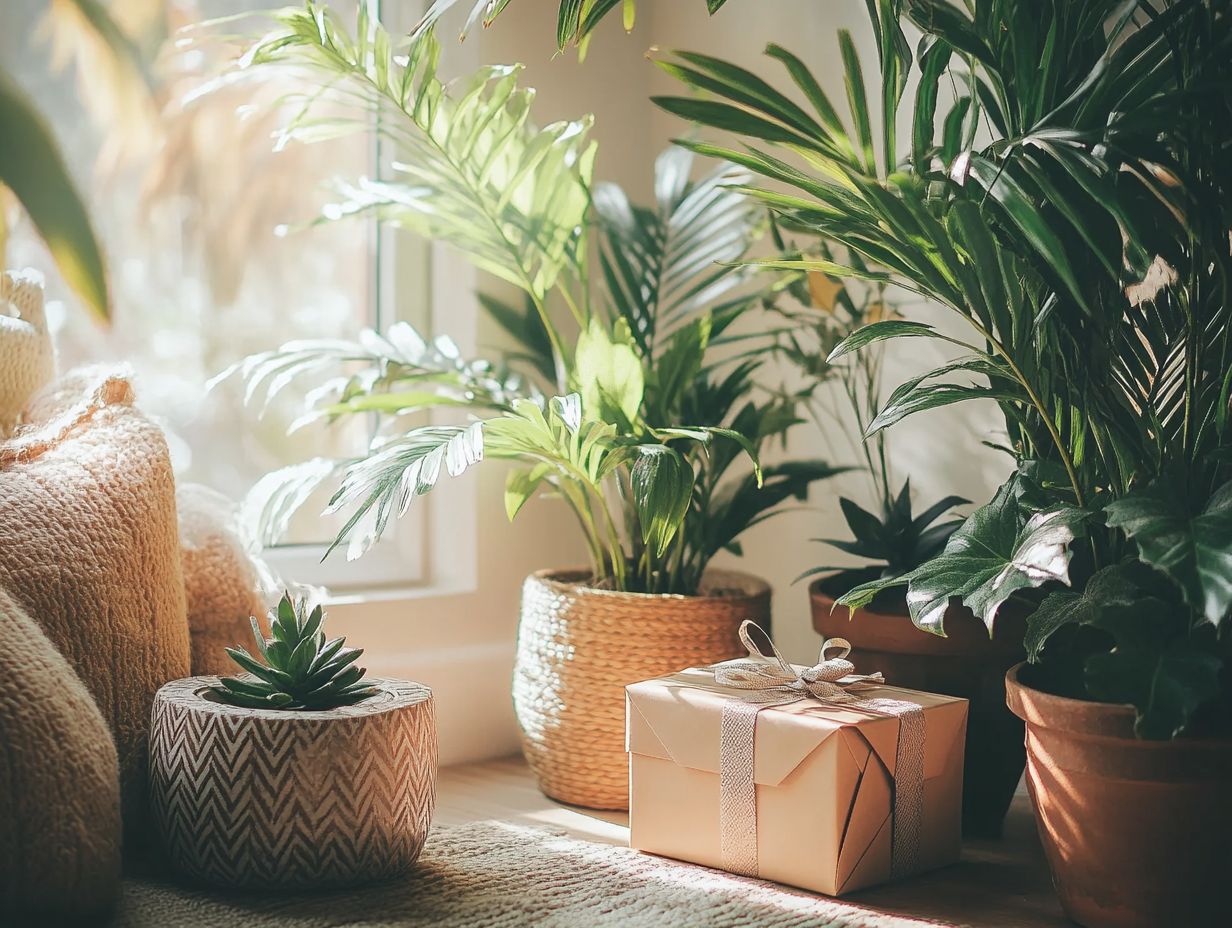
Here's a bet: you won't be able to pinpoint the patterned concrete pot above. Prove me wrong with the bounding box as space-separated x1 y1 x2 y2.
149 676 436 890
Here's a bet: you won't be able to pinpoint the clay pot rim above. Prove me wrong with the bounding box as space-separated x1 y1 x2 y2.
156 675 431 723
1006 662 1232 749
532 566 770 603
809 578 1024 657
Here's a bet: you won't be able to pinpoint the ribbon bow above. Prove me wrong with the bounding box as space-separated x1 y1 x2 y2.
712 620 924 883
713 620 885 706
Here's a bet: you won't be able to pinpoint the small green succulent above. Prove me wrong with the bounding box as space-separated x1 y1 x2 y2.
209 593 379 711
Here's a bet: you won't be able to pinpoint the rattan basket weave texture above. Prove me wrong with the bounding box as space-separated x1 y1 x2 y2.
513 568 771 810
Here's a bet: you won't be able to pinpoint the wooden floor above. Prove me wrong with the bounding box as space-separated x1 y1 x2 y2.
436 757 1071 928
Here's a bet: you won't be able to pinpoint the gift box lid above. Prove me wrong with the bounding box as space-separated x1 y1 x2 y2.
627 662 967 788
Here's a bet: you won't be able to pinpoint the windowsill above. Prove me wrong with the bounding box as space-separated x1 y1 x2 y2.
322 578 478 608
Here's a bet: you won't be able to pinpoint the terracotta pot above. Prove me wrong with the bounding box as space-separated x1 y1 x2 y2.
514 568 770 811
1007 663 1232 928
811 580 1025 837
149 676 437 889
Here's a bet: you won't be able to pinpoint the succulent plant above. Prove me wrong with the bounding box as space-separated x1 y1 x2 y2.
209 593 379 711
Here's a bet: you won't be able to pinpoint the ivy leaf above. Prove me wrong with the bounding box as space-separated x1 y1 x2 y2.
1104 480 1232 626
902 476 1092 633
1084 600 1223 739
631 446 694 557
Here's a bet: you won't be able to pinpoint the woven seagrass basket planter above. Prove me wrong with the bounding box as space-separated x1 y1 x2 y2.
149 676 436 890
513 568 770 811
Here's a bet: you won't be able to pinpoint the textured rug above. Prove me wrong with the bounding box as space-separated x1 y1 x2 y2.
109 821 943 928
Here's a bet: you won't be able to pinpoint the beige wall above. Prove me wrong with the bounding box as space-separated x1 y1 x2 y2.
332 0 1010 766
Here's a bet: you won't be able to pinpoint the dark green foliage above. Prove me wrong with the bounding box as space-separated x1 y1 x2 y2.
210 593 379 712
656 0 1232 735
805 479 965 601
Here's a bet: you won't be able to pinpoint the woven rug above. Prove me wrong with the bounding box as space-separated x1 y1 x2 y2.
109 821 943 928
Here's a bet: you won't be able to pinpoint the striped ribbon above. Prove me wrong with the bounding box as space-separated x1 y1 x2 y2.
713 621 925 880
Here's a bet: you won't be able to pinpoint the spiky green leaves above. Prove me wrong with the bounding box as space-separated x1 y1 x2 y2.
803 479 965 589
837 474 1092 633
210 593 379 712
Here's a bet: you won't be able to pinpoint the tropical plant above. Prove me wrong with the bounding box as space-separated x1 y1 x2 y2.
412 0 732 54
653 0 1232 737
771 247 966 601
218 3 838 595
0 0 126 321
210 592 379 710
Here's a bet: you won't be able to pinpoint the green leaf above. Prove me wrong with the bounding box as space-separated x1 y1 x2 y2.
478 292 555 386
504 463 551 521
224 648 295 690
248 616 269 659
828 319 952 363
1084 600 1223 739
242 13 593 315
325 422 486 561
573 319 644 428
630 446 693 557
835 573 908 613
763 43 857 165
837 30 875 173
839 496 888 549
903 476 1092 633
962 155 1092 315
276 594 296 635
867 380 1019 435
1104 481 1232 626
1024 561 1144 660
912 35 953 165
705 460 845 564
595 146 760 360
0 71 109 321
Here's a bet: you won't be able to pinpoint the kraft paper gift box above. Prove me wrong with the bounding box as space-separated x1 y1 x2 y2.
625 624 968 896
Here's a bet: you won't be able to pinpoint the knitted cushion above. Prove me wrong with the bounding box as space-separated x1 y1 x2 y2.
0 269 56 436
0 586 122 919
178 483 267 675
0 366 191 834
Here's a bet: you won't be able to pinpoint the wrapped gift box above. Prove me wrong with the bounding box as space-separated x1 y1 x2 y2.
626 662 968 896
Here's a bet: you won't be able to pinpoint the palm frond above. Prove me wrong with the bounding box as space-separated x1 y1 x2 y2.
326 422 485 560
411 0 732 52
237 3 595 367
593 146 763 356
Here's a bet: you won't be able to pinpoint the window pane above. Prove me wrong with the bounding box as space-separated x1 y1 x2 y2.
1 0 426 551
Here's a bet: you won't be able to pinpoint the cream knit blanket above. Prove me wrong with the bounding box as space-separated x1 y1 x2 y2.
0 269 56 436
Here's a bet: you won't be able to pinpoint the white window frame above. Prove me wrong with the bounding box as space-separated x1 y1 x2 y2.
264 0 480 602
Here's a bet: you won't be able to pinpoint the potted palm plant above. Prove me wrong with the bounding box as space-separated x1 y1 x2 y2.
149 593 437 889
652 0 1231 924
771 262 1023 835
216 4 840 810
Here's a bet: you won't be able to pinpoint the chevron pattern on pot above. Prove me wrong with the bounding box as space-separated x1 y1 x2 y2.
149 676 436 890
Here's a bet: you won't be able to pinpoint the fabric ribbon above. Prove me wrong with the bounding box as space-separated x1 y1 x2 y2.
713 621 926 881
